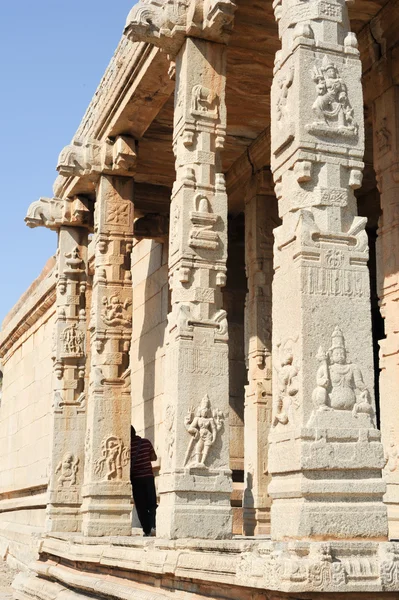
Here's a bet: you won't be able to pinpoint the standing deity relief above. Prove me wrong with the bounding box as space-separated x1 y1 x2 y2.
306 55 358 138
94 436 130 481
184 394 224 468
61 323 85 356
56 453 79 488
273 338 299 426
312 326 373 417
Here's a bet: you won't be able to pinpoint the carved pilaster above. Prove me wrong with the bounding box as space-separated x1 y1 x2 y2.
156 37 232 539
269 0 388 541
46 227 89 531
80 175 134 537
243 170 277 536
24 195 92 532
373 84 399 539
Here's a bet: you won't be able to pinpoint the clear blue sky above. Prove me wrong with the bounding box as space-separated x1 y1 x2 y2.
0 1 137 326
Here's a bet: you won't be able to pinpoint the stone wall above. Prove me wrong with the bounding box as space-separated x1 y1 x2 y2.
0 261 56 568
131 238 169 474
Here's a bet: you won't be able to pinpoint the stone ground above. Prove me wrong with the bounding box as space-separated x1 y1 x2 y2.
0 561 16 600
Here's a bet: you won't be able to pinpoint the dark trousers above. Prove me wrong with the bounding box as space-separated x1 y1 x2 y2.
131 476 157 535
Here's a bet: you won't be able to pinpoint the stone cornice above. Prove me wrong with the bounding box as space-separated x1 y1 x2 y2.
53 41 174 202
0 262 57 362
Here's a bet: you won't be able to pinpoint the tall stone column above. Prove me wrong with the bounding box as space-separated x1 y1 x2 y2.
373 84 399 539
157 37 232 540
81 175 134 537
124 0 237 541
243 170 276 536
268 0 388 540
25 196 92 531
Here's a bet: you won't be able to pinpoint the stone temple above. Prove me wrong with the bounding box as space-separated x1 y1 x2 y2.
1 0 399 598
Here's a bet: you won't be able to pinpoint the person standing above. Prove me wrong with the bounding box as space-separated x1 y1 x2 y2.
130 425 158 536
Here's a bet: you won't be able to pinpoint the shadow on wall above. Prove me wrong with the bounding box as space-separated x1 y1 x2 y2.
134 239 169 462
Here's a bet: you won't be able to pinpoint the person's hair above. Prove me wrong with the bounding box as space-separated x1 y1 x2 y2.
131 425 136 437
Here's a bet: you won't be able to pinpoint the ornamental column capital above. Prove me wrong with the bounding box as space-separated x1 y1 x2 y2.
25 195 93 231
124 0 237 56
56 135 137 183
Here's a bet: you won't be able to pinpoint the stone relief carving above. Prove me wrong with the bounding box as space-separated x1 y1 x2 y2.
384 430 399 473
306 55 358 138
273 339 299 426
189 194 219 251
165 404 176 459
55 453 79 487
380 544 399 590
61 324 85 356
376 117 391 155
312 326 373 415
106 202 131 226
191 85 219 119
101 294 132 327
94 436 130 481
184 394 224 468
64 247 85 274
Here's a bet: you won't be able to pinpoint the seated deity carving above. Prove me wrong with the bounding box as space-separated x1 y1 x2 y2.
273 339 299 426
312 326 373 415
56 453 79 488
306 55 358 138
184 394 224 468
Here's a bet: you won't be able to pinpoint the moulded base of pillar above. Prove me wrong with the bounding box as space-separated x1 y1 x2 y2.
386 500 399 541
156 496 233 539
242 507 271 537
45 505 81 534
270 498 388 541
81 494 133 537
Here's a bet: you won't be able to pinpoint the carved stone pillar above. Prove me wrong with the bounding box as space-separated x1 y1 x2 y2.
243 170 277 536
156 37 232 540
269 0 388 540
81 175 134 537
373 85 399 539
25 196 92 531
124 0 237 541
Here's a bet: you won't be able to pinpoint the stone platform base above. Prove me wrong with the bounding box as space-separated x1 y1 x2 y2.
11 534 399 600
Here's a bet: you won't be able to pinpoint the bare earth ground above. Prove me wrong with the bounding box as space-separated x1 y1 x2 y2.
0 561 16 600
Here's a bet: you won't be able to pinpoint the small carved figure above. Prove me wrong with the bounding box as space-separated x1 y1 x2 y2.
55 453 79 487
312 326 373 415
385 431 399 473
65 247 84 271
273 340 299 426
184 394 224 468
308 56 357 135
191 85 219 118
102 294 132 327
94 436 130 481
61 323 85 355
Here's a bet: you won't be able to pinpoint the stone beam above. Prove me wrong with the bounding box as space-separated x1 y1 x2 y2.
268 0 388 541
